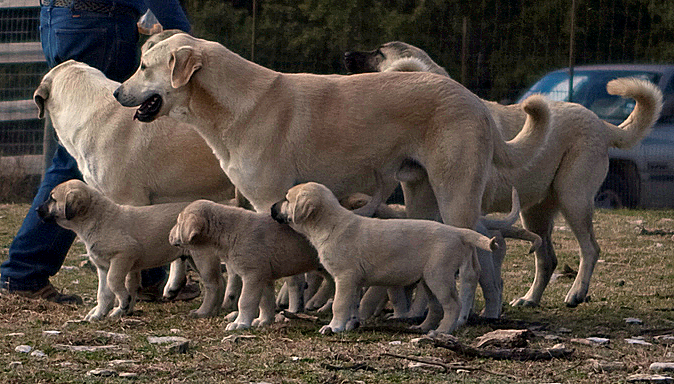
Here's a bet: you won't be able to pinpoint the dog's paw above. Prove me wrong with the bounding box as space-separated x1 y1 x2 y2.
224 311 239 322
225 322 251 331
108 307 129 318
316 299 333 314
251 317 272 328
84 307 105 321
319 325 335 335
345 318 360 331
509 297 538 307
190 309 217 318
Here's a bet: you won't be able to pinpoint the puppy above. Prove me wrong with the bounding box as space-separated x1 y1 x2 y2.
272 182 497 334
36 180 193 321
169 199 331 330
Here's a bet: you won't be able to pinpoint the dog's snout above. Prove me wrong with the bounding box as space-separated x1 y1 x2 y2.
270 200 287 224
36 201 52 220
113 87 120 101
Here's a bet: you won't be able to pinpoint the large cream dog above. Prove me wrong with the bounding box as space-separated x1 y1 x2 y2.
33 59 238 300
344 41 663 308
169 199 333 329
113 33 551 326
36 180 194 321
271 182 498 334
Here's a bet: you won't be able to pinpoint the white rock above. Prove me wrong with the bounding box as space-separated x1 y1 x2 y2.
626 374 674 383
389 340 402 345
119 372 138 379
87 369 117 377
625 318 643 325
147 336 189 345
42 330 61 336
626 337 653 346
651 363 674 372
31 350 47 358
5 332 25 337
15 345 32 353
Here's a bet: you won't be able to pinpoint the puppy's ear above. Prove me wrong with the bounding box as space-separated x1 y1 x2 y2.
183 214 207 244
292 192 316 224
64 188 89 220
169 46 202 88
33 78 51 119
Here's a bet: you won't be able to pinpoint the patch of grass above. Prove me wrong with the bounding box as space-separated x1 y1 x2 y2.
0 204 673 383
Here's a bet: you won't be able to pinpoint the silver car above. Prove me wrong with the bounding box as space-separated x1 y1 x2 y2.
518 64 674 208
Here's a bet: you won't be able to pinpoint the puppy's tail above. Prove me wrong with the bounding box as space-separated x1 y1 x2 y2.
603 77 663 149
459 228 499 253
491 94 551 171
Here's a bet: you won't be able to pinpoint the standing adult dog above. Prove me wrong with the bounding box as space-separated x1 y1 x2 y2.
113 33 550 329
344 41 664 308
271 182 498 334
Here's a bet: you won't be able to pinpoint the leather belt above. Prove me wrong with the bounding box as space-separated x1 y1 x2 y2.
40 0 140 19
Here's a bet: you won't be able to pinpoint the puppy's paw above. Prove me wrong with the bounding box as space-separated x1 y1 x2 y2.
84 307 105 321
108 307 129 318
316 299 333 314
345 318 360 331
225 322 251 331
224 311 238 322
251 317 272 328
509 297 538 307
190 309 218 318
319 325 335 335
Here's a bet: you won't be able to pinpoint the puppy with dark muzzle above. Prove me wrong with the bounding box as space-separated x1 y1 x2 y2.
272 182 498 335
37 180 195 321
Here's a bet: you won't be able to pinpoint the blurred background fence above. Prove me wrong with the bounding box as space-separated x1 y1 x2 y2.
1 0 673 201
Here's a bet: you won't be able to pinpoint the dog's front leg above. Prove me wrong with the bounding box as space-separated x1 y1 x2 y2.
457 248 480 327
125 270 141 315
285 273 305 313
106 258 134 318
252 281 276 327
222 263 242 312
163 258 187 300
85 264 115 321
225 277 263 331
320 276 360 334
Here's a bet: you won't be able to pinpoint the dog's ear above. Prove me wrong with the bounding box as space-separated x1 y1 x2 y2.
183 213 207 244
33 78 51 119
64 188 89 220
169 46 202 88
292 192 316 224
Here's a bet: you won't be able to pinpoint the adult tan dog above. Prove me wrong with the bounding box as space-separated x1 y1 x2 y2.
113 33 550 323
169 199 332 329
344 41 664 308
36 180 193 321
33 59 239 301
271 182 498 334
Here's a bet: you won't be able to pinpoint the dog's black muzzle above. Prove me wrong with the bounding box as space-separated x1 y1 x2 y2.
343 51 376 74
36 198 54 221
270 200 288 224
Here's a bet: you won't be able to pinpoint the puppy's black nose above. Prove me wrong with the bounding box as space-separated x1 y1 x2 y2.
36 201 51 220
270 201 287 224
113 87 120 100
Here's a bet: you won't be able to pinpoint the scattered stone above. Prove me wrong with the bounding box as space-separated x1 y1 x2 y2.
15 345 32 353
291 356 301 361
31 349 47 358
62 319 87 329
9 361 22 369
96 331 130 343
626 337 653 346
625 318 643 325
121 318 143 327
42 330 61 336
61 265 78 271
54 344 119 352
651 363 674 372
87 369 117 377
389 340 402 345
147 336 189 345
655 335 674 345
571 337 609 346
119 372 138 379
410 337 435 347
588 358 628 372
6 332 25 338
170 328 181 334
474 329 533 349
557 327 572 334
167 340 189 354
544 334 563 341
626 374 673 383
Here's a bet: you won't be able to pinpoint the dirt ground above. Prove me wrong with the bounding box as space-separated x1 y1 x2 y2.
0 203 673 383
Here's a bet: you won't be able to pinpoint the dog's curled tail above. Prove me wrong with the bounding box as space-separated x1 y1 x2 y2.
492 94 551 171
460 229 499 253
604 77 663 149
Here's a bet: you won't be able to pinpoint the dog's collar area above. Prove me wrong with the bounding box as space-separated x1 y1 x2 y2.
134 94 163 122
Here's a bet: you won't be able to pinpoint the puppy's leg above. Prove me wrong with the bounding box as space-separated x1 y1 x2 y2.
190 253 224 318
85 264 115 321
304 271 324 304
107 258 134 318
456 248 480 327
479 231 506 318
163 258 187 300
412 281 444 333
422 251 462 334
252 281 276 327
125 270 141 314
286 273 306 313
275 281 289 309
306 270 335 312
320 276 360 334
226 276 264 331
222 263 242 312
359 286 388 320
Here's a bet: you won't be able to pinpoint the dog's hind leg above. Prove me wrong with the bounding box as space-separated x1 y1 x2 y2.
222 263 242 312
190 253 225 318
107 258 135 318
163 258 187 300
125 270 141 314
252 281 276 328
285 273 306 313
510 197 559 307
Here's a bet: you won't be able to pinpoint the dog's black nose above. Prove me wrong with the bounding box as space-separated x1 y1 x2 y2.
270 201 287 224
112 87 120 100
36 201 50 220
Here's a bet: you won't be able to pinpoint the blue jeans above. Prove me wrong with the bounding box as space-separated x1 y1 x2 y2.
1 6 165 291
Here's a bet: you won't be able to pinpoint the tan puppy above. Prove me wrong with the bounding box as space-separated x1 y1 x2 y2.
168 199 328 330
114 34 551 324
36 180 194 321
345 41 663 308
271 182 497 334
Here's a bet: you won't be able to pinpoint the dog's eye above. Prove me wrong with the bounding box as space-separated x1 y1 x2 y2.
140 62 147 71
